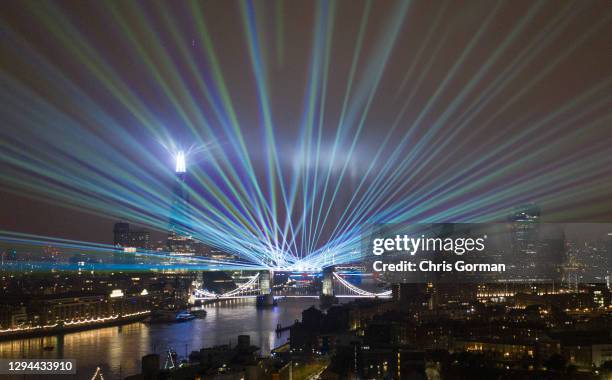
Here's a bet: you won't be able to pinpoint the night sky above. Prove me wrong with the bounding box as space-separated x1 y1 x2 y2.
1 0 611 247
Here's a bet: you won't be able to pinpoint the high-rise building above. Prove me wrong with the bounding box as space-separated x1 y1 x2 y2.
509 204 564 281
167 150 195 256
113 222 151 250
509 204 541 257
113 222 131 247
129 230 151 250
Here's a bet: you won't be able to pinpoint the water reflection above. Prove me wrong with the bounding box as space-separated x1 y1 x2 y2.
0 298 319 379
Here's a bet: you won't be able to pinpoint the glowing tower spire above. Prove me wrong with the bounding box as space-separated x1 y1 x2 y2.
175 150 186 173
167 149 194 256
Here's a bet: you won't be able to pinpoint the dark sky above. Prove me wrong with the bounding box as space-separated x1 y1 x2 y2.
1 0 611 245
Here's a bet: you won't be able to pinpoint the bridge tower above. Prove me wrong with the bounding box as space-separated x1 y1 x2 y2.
256 270 275 307
320 266 338 307
259 270 271 294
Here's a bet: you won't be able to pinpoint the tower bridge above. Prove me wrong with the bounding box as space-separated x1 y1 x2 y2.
191 267 392 302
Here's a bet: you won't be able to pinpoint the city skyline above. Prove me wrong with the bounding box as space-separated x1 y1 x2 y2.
1 1 611 268
1 1 611 378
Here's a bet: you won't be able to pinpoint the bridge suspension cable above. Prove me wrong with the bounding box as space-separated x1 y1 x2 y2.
333 272 391 297
193 272 391 300
194 273 260 298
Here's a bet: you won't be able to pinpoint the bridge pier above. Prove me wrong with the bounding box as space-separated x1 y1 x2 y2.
320 266 338 307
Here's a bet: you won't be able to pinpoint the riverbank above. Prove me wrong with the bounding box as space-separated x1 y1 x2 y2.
0 298 319 379
0 310 150 341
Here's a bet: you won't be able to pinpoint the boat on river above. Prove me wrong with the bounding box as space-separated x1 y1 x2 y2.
147 309 199 323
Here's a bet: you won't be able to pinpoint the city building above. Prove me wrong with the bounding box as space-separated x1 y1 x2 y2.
113 222 151 250
167 150 196 256
509 203 541 257
126 334 295 380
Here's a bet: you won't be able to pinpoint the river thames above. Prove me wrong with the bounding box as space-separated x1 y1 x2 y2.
0 298 321 379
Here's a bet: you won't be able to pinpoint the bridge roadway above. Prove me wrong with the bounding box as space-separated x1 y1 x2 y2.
193 295 391 300
192 271 392 301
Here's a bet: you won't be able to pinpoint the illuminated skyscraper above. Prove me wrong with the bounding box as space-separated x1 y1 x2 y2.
113 222 150 265
509 204 563 281
175 150 186 174
509 204 541 257
113 222 151 249
167 151 195 256
113 222 131 247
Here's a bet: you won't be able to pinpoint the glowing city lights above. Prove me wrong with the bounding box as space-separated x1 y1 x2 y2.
0 1 610 271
